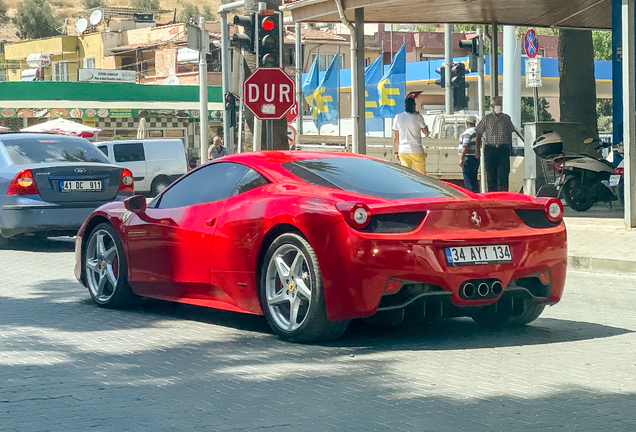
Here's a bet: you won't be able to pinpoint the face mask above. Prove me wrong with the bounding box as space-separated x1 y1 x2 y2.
493 106 502 114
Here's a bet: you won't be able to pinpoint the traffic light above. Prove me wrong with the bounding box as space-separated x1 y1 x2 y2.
232 14 255 52
459 36 479 71
225 93 237 128
256 11 282 67
434 65 445 88
451 63 469 110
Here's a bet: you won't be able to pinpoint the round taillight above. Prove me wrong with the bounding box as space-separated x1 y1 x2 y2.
17 177 34 187
545 199 563 223
122 176 133 186
353 207 369 225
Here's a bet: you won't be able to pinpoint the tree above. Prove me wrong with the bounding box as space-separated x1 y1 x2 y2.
13 0 61 40
178 2 199 22
558 29 599 142
82 0 104 9
592 31 612 61
202 5 214 21
0 0 8 23
130 0 160 10
520 97 554 125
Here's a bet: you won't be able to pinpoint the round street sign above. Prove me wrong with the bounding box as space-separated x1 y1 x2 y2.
243 67 295 120
525 29 539 59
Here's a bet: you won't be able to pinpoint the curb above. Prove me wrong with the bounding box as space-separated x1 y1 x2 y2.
568 255 636 275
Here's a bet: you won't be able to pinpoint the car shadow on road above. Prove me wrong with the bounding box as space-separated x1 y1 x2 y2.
3 278 631 352
0 236 75 252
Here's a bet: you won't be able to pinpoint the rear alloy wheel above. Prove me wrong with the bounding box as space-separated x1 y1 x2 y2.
562 178 595 212
151 177 169 197
260 233 349 343
84 223 135 308
472 298 545 328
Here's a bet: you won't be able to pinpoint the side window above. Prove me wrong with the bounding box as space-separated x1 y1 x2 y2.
113 143 145 163
158 162 250 209
232 169 269 196
98 146 109 157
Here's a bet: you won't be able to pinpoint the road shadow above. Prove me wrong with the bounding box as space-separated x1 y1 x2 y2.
2 278 632 352
0 236 75 252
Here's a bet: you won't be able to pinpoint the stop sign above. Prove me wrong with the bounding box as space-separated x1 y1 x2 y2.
243 67 295 120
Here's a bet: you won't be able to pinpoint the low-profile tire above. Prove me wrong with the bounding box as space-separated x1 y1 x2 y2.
562 178 595 212
84 223 136 309
259 233 349 343
150 176 170 197
472 299 545 328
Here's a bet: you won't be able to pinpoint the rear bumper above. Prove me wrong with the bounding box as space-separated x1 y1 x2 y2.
308 221 568 321
0 195 130 238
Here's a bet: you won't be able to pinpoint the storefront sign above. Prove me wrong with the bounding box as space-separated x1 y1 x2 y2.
0 107 223 120
78 69 137 83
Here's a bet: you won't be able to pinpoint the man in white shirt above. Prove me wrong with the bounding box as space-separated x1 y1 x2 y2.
392 97 430 174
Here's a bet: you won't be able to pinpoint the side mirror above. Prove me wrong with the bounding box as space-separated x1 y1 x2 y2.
124 195 147 213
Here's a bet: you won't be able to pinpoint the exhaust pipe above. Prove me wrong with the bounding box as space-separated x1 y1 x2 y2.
491 281 504 297
477 282 490 297
462 283 476 299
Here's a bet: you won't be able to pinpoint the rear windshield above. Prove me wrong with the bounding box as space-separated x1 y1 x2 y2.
1 136 109 165
283 157 465 200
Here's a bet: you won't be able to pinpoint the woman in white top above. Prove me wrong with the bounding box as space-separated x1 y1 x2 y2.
392 97 430 174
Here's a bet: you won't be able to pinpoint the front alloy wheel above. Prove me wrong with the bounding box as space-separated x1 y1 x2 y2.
260 233 348 343
84 223 135 308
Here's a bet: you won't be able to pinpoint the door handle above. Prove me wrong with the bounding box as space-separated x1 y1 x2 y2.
205 218 215 227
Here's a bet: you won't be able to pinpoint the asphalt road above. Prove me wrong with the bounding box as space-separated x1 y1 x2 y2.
1 237 636 431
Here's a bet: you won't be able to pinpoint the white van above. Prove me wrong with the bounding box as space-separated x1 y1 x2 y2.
96 139 188 196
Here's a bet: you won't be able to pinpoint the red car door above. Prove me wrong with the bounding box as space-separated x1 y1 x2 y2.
125 162 252 302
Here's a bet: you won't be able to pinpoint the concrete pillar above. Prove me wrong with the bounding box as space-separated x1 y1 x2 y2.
622 0 636 228
503 26 521 129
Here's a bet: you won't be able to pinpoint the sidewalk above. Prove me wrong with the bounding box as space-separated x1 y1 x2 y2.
564 203 636 274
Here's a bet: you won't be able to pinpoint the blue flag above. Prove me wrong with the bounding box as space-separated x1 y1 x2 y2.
302 54 320 110
364 55 384 132
311 51 339 131
378 43 406 118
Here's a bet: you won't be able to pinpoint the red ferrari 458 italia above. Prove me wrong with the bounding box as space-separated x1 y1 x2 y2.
75 151 567 342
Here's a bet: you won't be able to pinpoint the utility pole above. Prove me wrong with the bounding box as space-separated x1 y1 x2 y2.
444 24 454 114
198 16 209 164
477 27 487 193
295 22 303 136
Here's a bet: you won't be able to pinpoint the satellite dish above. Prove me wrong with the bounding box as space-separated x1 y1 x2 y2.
163 75 180 85
89 10 103 26
76 18 88 34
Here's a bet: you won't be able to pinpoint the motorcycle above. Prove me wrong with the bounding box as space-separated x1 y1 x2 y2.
534 132 623 212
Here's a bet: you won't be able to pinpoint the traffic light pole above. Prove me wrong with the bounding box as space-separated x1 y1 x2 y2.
444 24 454 114
199 16 209 165
218 0 245 154
295 22 303 136
477 27 487 194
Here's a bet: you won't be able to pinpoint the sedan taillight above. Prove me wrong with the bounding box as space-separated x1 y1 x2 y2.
7 169 39 195
118 168 134 194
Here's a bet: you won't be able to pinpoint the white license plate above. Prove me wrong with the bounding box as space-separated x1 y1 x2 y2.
445 245 512 266
60 180 102 191
609 174 621 187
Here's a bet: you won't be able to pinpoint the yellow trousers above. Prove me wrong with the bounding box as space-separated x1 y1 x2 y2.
399 152 426 174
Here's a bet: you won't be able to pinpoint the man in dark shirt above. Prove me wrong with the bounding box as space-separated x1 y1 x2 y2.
475 96 515 192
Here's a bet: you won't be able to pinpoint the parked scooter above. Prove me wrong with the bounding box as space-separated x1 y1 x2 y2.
534 132 623 212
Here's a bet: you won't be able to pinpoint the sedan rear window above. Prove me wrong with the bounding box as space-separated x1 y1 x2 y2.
283 157 465 200
1 136 109 165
